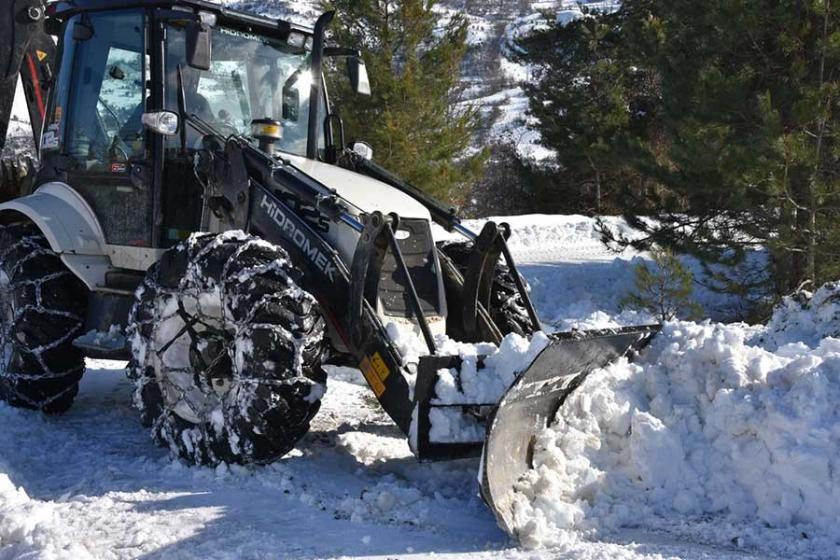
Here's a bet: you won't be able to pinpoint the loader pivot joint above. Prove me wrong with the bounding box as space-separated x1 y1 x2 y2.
461 221 541 341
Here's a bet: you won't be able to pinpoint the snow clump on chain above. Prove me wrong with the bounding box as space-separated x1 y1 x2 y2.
511 286 840 553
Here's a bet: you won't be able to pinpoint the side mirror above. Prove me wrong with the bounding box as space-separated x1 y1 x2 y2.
142 111 179 136
352 141 373 161
347 57 371 96
186 22 211 71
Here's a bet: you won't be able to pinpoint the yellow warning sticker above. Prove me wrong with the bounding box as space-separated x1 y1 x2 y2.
360 357 386 397
36 50 47 62
370 352 390 382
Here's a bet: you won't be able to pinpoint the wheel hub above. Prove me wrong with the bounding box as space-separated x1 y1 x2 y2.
189 332 234 397
153 295 235 425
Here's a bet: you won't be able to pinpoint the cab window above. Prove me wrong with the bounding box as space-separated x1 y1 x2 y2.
53 10 147 170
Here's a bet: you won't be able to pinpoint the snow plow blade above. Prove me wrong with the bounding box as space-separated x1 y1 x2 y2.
479 326 660 539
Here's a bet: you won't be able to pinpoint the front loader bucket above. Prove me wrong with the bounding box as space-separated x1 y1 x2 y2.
479 326 660 539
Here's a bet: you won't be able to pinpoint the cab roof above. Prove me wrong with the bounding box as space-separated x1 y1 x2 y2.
47 0 314 42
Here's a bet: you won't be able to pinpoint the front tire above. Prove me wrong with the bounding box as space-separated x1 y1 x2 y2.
128 232 326 466
0 223 88 413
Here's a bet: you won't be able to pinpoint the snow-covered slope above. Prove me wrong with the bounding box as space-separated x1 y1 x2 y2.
447 214 758 326
443 0 620 159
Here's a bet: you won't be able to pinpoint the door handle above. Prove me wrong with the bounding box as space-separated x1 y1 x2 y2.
129 162 149 191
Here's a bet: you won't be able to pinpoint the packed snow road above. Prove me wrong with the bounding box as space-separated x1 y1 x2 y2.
0 215 832 559
0 362 767 560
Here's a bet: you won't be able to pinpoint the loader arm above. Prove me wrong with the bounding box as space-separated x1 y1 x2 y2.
196 126 515 459
0 0 55 154
248 179 416 434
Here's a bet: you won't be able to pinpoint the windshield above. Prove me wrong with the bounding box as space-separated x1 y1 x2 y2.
165 24 315 156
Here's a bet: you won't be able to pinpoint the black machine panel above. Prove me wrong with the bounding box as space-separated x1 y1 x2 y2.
378 218 442 318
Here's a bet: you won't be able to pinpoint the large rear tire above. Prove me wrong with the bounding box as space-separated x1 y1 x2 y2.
128 232 326 466
0 223 88 413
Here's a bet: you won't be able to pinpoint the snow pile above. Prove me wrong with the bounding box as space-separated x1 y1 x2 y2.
386 321 549 400
760 282 840 350
432 332 551 406
510 307 840 556
338 476 429 525
0 470 56 555
387 321 551 444
428 332 551 443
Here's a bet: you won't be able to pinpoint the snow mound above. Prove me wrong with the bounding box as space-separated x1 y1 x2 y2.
511 317 840 557
386 321 553 445
760 281 840 350
433 332 552 406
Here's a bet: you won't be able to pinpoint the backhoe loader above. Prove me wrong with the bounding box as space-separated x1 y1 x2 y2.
0 0 657 541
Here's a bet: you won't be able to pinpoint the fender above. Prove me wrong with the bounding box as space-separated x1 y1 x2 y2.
0 182 112 289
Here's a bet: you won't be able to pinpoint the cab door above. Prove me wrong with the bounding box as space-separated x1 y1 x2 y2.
44 9 153 247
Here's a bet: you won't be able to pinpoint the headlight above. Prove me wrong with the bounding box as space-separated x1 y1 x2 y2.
141 111 179 136
198 11 217 27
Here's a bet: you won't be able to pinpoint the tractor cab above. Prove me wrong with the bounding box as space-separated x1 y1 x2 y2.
2 0 368 253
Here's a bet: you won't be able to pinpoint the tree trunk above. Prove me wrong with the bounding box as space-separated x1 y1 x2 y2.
789 164 816 292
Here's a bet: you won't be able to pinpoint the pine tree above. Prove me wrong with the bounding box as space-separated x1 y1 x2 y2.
522 0 840 303
321 0 485 201
621 249 703 322
620 0 840 294
514 7 662 214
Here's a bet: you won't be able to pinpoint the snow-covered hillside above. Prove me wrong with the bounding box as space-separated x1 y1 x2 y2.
0 215 837 559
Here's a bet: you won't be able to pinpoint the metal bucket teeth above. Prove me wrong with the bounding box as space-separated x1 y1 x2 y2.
479 326 660 539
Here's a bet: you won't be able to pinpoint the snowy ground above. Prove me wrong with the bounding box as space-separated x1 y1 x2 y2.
0 215 833 559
